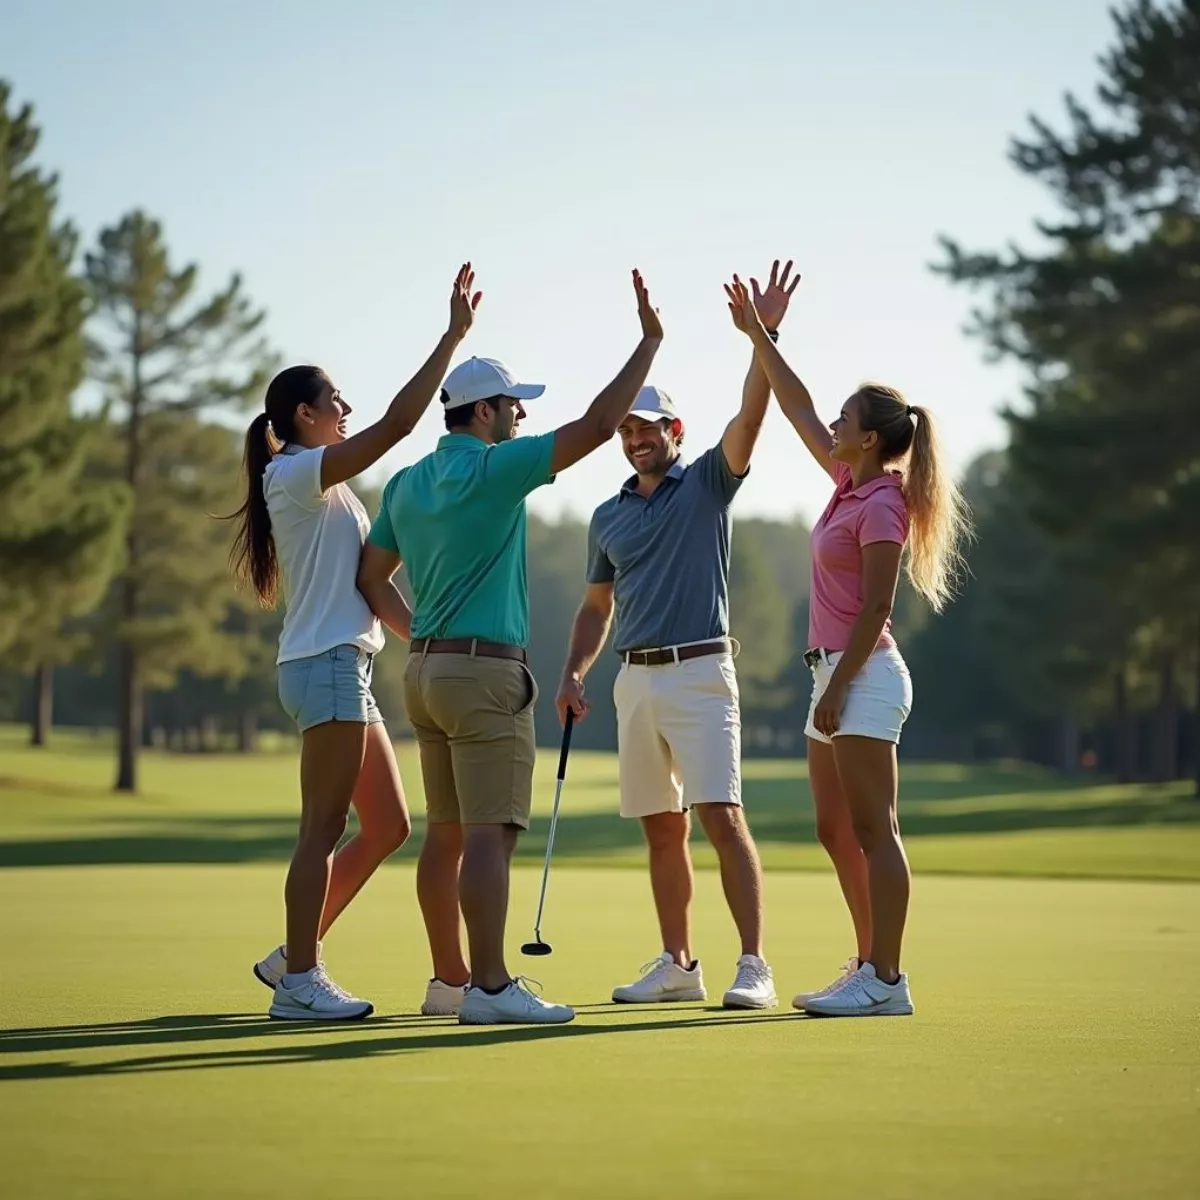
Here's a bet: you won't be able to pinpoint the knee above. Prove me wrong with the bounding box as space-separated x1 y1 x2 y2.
643 813 688 853
851 814 897 856
301 810 349 853
371 809 412 855
696 804 745 850
815 813 854 857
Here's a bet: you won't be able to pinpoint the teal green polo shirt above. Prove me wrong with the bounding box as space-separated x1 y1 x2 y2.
368 431 556 647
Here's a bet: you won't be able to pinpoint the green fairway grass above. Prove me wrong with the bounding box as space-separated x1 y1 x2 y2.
3 729 1199 1197
1 725 1197 880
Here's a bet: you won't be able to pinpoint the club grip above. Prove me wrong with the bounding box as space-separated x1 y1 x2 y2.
557 707 574 780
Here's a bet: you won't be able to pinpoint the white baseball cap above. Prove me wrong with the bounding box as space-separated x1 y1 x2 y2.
628 384 679 422
441 357 546 407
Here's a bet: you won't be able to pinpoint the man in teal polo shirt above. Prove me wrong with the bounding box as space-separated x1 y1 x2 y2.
357 269 663 1025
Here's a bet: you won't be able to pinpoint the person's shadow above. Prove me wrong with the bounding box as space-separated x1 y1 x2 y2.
0 1006 804 1081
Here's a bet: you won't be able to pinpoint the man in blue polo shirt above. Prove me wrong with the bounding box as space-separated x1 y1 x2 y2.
358 269 664 1025
556 261 798 1010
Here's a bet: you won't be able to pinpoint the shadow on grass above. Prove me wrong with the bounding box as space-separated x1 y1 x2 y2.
0 1009 797 1081
0 779 1196 869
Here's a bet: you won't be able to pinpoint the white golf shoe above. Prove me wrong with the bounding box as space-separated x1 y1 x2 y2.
802 961 914 1017
253 941 323 990
612 952 707 1003
421 977 469 1016
722 954 778 1009
457 978 574 1025
268 965 374 1021
792 956 861 1010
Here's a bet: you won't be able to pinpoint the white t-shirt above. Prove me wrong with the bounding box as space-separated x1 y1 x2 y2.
263 445 385 665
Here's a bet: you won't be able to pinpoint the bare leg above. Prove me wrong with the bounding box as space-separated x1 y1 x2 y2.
318 723 411 936
641 811 694 965
832 735 909 982
808 738 872 961
285 720 367 974
418 821 470 985
458 823 519 991
694 803 764 958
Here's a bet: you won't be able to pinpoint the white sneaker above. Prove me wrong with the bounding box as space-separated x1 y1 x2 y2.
421 977 469 1016
253 941 323 990
722 954 777 1009
802 961 914 1017
612 952 707 1004
268 965 374 1021
457 978 574 1025
792 956 860 1010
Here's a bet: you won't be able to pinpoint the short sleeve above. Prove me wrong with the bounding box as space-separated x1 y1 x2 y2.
585 512 615 584
858 492 909 547
367 473 402 555
269 447 325 511
481 432 556 503
694 443 746 504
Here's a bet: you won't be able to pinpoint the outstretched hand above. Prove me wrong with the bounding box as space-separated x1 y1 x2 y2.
633 269 664 341
723 275 759 335
751 259 799 331
448 262 483 337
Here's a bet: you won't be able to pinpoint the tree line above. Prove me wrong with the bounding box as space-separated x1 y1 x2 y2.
0 0 1196 792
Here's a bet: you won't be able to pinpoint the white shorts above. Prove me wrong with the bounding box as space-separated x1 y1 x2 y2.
613 650 741 819
804 643 913 745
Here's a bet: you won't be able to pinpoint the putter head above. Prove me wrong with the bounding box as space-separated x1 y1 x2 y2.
520 939 553 957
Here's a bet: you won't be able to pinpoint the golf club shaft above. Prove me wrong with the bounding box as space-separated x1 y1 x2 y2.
532 709 574 937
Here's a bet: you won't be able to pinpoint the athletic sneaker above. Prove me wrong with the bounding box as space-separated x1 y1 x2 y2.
722 954 777 1009
253 941 323 990
421 977 469 1016
802 961 913 1017
792 956 860 1010
612 952 707 1004
268 965 374 1021
457 978 574 1025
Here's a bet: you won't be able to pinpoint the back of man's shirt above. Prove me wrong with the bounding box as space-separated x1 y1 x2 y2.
368 431 556 647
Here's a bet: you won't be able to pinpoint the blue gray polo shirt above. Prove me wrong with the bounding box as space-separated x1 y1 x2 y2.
586 443 746 654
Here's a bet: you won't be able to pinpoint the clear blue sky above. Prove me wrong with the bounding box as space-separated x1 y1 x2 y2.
5 0 1116 525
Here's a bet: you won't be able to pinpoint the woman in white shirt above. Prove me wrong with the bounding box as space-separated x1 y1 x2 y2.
227 264 481 1020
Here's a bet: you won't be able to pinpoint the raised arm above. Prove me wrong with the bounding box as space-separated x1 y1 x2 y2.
320 263 482 490
724 273 836 480
548 270 664 476
555 582 616 724
721 260 800 476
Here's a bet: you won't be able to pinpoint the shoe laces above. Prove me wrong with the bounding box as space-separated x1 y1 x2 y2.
638 954 677 983
734 958 770 990
311 965 352 1002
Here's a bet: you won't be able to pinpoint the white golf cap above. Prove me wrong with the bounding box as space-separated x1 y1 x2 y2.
441 357 546 407
627 384 678 422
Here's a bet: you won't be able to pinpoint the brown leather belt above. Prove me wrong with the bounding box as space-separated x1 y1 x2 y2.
409 637 528 663
623 638 731 667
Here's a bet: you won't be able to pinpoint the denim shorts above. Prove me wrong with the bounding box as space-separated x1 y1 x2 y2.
277 645 382 733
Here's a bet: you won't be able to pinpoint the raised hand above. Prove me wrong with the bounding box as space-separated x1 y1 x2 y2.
448 262 483 338
723 274 759 335
633 269 664 341
751 259 799 331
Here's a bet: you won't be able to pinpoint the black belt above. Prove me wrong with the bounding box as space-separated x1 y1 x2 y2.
410 637 527 663
804 648 834 667
623 638 731 667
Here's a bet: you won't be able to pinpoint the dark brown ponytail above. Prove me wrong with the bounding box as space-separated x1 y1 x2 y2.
224 365 326 607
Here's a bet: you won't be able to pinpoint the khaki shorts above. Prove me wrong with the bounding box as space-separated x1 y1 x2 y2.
613 650 742 818
402 650 538 828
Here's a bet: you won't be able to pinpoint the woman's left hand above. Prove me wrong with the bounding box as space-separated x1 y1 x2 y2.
813 681 848 738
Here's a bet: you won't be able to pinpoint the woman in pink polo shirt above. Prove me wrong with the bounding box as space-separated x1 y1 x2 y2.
725 273 970 1017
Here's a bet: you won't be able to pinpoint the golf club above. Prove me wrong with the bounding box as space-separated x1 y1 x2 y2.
521 706 574 956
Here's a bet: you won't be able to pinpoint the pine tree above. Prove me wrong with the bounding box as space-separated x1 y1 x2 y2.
935 0 1200 788
0 81 128 742
86 211 274 791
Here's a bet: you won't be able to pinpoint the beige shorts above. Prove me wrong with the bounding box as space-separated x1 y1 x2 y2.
613 650 742 819
402 649 538 828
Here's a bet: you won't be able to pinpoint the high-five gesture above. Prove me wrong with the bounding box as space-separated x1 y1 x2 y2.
448 262 483 338
634 268 664 342
724 274 759 336
751 259 799 331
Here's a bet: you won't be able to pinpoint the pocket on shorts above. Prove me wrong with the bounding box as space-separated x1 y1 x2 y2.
501 661 539 717
277 658 314 723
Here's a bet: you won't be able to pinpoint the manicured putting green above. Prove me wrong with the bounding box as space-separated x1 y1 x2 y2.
4 863 1198 1198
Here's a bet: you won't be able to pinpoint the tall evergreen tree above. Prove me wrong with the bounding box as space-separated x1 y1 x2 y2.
0 81 128 741
86 211 274 790
935 0 1200 788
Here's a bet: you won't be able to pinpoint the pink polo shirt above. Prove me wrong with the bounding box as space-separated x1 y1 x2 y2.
808 464 909 651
